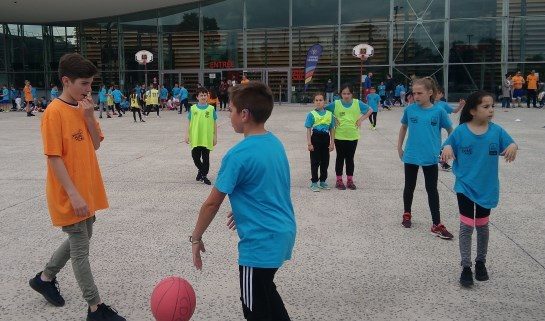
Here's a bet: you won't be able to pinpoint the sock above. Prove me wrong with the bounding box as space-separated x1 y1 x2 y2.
336 175 342 181
347 176 353 181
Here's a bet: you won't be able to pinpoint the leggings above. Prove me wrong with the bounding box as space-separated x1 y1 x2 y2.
145 105 160 116
334 139 358 176
310 132 330 183
114 103 123 115
403 163 440 225
457 193 491 267
191 146 210 177
369 112 377 127
131 107 142 121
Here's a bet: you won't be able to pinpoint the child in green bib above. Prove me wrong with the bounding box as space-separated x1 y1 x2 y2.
185 87 218 185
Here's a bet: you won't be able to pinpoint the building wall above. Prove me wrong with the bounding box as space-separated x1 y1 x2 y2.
1 0 544 101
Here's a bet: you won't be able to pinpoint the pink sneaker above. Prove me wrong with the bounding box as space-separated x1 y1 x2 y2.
431 224 453 239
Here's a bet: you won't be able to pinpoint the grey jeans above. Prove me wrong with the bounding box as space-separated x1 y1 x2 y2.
43 216 101 306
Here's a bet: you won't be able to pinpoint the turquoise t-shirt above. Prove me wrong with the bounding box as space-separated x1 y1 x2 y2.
160 87 168 99
444 123 514 209
98 88 107 103
112 89 123 103
172 87 181 99
401 103 453 166
304 109 335 133
366 93 381 112
435 100 453 114
180 87 189 100
215 132 296 268
1 88 9 102
50 88 59 99
378 85 386 97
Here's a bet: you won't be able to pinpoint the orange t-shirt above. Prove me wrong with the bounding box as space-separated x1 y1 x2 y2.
527 74 538 90
41 99 108 227
24 85 33 102
241 79 250 85
512 75 524 89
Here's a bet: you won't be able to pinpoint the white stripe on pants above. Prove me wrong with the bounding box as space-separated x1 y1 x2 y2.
243 266 253 311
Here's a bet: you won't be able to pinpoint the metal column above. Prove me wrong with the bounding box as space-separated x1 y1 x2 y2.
501 0 509 78
388 0 394 77
443 0 450 99
288 0 293 103
337 0 342 94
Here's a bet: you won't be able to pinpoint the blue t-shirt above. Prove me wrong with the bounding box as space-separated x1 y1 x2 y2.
98 88 107 103
401 103 453 166
112 89 123 103
134 86 141 99
31 87 37 99
366 93 381 112
10 89 18 99
435 100 453 114
180 87 189 100
444 123 514 209
325 99 370 115
187 104 218 120
215 132 296 268
395 85 406 97
172 87 181 99
378 85 386 97
304 109 335 133
160 87 168 99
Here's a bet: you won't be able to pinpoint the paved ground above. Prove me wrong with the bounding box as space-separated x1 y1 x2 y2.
0 104 544 321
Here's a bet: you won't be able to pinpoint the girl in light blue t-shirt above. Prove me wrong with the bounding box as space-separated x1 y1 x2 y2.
441 91 517 287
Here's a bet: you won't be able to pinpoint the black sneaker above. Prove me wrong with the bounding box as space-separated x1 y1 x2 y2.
475 261 489 281
196 172 203 181
202 177 212 185
87 303 126 321
459 267 474 287
441 163 451 172
29 272 65 307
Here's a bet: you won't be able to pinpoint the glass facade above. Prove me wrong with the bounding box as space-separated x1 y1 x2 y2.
0 0 544 102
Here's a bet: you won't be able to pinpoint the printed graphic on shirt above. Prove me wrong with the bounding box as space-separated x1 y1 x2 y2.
461 145 472 155
72 129 84 142
410 116 418 123
431 116 438 126
488 143 498 156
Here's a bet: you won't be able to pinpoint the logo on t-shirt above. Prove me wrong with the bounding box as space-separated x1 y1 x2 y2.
488 143 499 156
410 116 418 123
205 111 210 118
339 111 346 117
72 129 84 142
430 116 438 126
461 145 472 155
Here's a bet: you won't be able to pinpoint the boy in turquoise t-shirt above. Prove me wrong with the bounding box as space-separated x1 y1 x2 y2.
184 87 217 185
366 87 381 129
190 81 296 321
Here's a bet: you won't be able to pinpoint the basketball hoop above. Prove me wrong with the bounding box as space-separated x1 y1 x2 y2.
352 44 374 100
135 50 154 65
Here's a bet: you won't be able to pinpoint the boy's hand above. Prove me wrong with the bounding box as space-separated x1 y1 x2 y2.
192 240 206 270
459 98 466 109
307 144 314 152
440 145 455 163
70 193 89 217
501 143 518 162
81 95 95 119
329 142 335 152
356 118 363 128
227 212 236 230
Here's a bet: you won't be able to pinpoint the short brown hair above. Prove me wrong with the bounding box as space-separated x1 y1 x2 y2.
313 92 325 100
412 77 438 102
58 53 97 81
229 81 274 124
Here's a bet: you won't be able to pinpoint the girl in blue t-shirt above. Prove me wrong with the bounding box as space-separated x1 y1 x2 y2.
441 91 517 287
397 77 454 239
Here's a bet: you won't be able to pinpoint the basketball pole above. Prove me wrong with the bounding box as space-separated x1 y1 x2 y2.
360 58 363 100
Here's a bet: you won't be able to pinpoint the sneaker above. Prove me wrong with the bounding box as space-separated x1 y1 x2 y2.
475 261 489 281
99 115 103 119
431 224 454 239
310 182 320 192
441 163 452 172
196 172 203 181
346 179 357 190
319 181 330 190
335 179 346 190
202 177 211 185
29 272 65 307
87 303 126 321
140 119 145 122
459 267 474 287
402 212 412 228
107 115 112 118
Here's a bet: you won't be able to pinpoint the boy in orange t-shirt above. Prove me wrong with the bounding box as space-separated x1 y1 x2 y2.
23 80 35 117
511 71 525 107
526 70 539 108
29 53 126 321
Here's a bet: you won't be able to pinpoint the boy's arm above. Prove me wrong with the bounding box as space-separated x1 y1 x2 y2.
397 124 408 160
82 96 101 150
48 156 89 217
306 128 313 151
213 121 218 146
185 119 191 144
191 187 227 270
329 128 335 151
356 108 373 127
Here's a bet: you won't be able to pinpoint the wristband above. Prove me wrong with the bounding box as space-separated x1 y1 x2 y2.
189 236 202 244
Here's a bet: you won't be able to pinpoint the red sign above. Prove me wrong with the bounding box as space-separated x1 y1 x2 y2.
292 69 304 81
209 60 234 69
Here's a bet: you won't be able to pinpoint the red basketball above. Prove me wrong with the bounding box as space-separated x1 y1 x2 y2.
150 276 196 321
